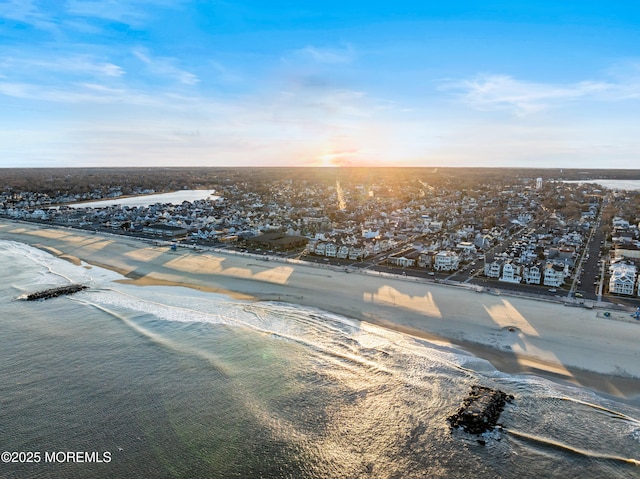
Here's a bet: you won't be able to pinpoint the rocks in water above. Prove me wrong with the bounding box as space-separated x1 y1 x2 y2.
22 284 88 301
447 385 514 435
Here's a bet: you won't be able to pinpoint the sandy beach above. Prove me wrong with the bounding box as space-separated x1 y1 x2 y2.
2 219 640 401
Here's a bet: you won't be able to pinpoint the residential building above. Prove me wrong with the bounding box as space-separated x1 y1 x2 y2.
387 254 416 268
434 251 459 271
348 246 365 261
609 262 637 296
499 262 522 283
484 256 504 278
418 251 437 268
143 223 188 237
523 264 542 285
543 262 565 287
455 241 477 260
613 243 640 261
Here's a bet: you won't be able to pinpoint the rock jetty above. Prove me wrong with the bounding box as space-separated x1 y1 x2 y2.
22 284 88 301
447 385 514 435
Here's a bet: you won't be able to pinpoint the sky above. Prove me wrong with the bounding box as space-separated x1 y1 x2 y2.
1 1 640 168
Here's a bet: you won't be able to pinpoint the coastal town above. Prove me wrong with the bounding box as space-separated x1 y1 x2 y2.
2 168 640 309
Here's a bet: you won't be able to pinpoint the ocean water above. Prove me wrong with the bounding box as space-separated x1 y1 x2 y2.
1 240 639 479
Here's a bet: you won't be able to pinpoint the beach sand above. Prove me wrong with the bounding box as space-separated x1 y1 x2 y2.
2 220 640 402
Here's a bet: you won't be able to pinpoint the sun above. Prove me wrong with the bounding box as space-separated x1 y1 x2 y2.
312 150 358 167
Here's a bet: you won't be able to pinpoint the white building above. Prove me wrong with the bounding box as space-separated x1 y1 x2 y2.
609 262 637 296
388 255 416 268
543 263 565 287
434 251 460 271
499 262 522 283
523 264 542 285
456 241 477 260
348 246 365 261
337 245 349 259
325 243 337 258
484 257 503 278
361 229 379 239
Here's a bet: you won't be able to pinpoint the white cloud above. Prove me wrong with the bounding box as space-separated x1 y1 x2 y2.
133 48 199 85
66 0 141 23
0 0 59 31
64 0 184 26
294 45 356 65
443 74 613 115
0 80 168 106
5 56 125 78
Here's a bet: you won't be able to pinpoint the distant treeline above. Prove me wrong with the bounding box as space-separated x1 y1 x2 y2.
1 166 639 196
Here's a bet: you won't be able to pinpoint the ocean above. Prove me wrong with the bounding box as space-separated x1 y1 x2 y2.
1 240 639 478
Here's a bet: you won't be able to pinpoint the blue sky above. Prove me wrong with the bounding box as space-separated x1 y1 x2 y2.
1 1 640 168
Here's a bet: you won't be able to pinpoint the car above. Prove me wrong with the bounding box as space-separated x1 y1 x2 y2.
428 272 435 276
575 292 584 298
548 288 557 293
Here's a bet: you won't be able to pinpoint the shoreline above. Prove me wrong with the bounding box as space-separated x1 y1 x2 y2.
2 220 640 404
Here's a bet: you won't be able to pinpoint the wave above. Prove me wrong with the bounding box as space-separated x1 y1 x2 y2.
1 240 89 287
508 429 640 466
69 295 232 378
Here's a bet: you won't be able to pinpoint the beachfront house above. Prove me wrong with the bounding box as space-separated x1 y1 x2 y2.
418 251 437 268
543 262 565 287
363 241 381 256
499 262 522 283
348 246 365 261
387 254 416 268
325 243 338 258
484 255 503 278
143 223 188 238
434 251 459 271
609 262 637 296
523 264 542 284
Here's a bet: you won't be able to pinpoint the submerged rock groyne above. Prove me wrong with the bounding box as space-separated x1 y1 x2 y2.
447 385 514 435
22 284 88 301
